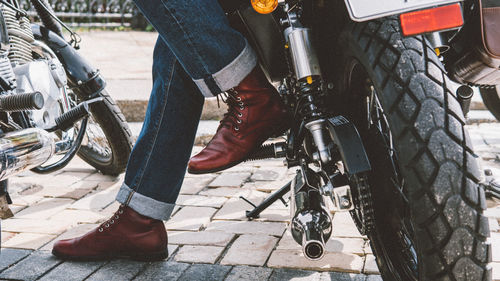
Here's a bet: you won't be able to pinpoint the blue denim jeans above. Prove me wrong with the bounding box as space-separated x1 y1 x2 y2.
115 0 257 220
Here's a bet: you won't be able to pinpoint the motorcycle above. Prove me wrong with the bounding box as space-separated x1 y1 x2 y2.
218 0 492 280
0 0 132 219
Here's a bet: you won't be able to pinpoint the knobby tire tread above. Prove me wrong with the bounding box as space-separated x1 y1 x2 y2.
78 89 133 176
343 19 491 281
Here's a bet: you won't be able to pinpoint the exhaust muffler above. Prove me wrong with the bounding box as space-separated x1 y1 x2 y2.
290 168 332 260
0 128 55 180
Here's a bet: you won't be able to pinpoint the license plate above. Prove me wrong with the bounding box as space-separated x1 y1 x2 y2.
344 0 462 22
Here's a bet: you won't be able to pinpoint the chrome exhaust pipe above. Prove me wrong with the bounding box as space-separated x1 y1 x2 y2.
290 168 332 261
0 128 55 180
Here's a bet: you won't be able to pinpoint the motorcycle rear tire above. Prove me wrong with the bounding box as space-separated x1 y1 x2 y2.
335 18 491 281
77 89 133 176
479 86 500 122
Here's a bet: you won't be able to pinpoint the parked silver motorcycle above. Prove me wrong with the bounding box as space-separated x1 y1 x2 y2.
0 0 132 218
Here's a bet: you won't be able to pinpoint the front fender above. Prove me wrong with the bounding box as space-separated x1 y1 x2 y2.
31 24 106 98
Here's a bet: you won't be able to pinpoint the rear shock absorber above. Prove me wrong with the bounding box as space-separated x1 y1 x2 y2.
283 7 330 164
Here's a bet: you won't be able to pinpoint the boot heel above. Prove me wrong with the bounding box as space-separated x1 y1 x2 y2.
132 249 169 261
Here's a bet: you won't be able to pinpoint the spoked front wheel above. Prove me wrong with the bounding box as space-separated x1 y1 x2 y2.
334 18 491 281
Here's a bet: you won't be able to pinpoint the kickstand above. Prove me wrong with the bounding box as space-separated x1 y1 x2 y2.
242 181 292 220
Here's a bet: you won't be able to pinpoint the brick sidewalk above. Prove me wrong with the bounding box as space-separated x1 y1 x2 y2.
1 124 500 281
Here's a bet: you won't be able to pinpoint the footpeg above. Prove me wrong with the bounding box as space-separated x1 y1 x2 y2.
54 102 90 131
0 92 44 111
49 97 103 132
246 142 286 161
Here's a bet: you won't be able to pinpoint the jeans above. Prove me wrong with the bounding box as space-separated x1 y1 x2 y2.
115 0 257 220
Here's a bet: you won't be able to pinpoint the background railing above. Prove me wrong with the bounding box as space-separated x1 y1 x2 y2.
17 0 147 28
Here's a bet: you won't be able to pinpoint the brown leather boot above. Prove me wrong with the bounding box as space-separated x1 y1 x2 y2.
52 205 168 261
188 67 288 174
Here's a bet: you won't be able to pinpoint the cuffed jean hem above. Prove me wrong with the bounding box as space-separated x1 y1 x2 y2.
193 40 257 97
116 183 175 221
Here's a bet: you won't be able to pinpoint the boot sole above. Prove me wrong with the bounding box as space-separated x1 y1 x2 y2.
188 125 289 175
51 248 168 262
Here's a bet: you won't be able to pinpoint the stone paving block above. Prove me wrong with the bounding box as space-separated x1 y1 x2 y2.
221 234 278 266
222 164 257 174
199 186 253 198
319 272 367 281
492 232 500 262
250 170 281 181
38 261 105 281
40 224 99 251
9 204 26 214
178 263 231 281
0 251 62 281
99 201 122 216
15 198 74 219
254 208 290 222
364 242 374 255
180 176 215 195
175 194 227 208
365 275 383 281
10 194 44 206
241 179 291 193
166 206 217 231
49 209 106 224
168 231 235 246
205 220 286 236
38 174 85 188
224 265 273 281
0 248 32 272
1 231 15 243
86 260 147 281
35 186 94 200
332 212 365 238
83 172 119 182
363 255 380 274
492 262 500 281
174 245 225 264
213 194 268 221
2 233 56 250
269 268 322 281
133 261 189 281
2 218 74 234
209 172 251 187
70 183 119 211
486 207 500 219
96 181 120 191
267 250 364 273
277 232 365 255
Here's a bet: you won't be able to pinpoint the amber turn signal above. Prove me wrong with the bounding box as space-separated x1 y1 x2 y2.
400 3 463 37
251 0 278 14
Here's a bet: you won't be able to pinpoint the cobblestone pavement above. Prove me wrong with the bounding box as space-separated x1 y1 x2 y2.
0 124 499 281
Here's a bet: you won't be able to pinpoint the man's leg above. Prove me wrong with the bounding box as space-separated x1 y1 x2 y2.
52 37 204 260
132 0 256 97
116 37 204 220
134 0 289 173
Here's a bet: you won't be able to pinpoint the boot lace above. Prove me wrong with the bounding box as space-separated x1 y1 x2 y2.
217 89 244 131
97 205 125 232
